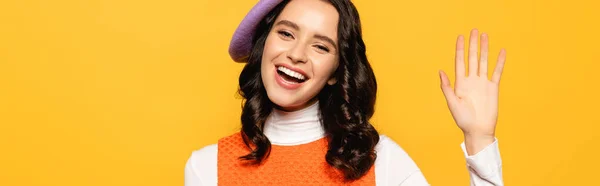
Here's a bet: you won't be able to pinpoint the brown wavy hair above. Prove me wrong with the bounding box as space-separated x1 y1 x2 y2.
237 0 379 181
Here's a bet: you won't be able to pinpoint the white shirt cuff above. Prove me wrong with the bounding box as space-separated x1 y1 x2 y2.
460 138 503 180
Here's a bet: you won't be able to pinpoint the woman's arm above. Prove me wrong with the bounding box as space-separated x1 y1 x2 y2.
184 144 218 186
461 138 503 186
185 157 203 186
376 135 430 186
439 28 507 185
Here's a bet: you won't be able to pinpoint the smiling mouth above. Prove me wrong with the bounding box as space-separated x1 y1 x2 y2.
276 66 307 83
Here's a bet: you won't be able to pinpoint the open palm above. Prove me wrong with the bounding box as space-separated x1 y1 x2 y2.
439 29 507 138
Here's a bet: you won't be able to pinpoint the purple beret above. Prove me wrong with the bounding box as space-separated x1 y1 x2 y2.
228 0 284 62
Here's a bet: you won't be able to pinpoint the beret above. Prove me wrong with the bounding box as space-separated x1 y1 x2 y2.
228 0 284 62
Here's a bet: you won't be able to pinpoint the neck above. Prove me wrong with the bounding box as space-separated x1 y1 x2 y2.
263 101 326 146
274 98 318 112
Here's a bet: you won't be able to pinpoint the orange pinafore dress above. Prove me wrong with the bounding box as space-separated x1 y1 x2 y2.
217 132 376 185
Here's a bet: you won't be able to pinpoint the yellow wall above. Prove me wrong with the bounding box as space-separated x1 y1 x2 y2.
1 0 598 185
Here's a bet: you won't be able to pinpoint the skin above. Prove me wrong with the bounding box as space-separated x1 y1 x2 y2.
439 29 507 155
262 0 508 155
260 0 339 112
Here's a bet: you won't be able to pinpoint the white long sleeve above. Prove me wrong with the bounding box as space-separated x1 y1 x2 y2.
461 139 504 186
184 158 202 186
185 144 216 186
375 136 430 185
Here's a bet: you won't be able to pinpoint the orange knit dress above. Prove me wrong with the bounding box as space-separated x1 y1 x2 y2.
217 132 376 185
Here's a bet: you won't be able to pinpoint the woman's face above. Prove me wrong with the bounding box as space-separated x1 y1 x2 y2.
261 0 340 111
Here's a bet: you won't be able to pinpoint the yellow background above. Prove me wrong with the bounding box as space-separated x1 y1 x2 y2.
1 0 598 185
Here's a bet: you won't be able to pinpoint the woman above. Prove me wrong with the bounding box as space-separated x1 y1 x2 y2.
186 0 506 185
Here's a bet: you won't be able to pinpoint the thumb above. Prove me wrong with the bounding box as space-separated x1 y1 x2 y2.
439 70 458 106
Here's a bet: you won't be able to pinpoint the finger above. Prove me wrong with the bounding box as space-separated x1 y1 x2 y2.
439 70 458 106
491 49 507 84
479 33 489 78
468 28 479 77
455 35 465 82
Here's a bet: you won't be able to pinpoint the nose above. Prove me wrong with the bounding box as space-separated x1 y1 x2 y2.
286 43 308 63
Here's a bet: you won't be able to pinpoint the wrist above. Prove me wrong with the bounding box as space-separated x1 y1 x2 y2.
463 133 496 156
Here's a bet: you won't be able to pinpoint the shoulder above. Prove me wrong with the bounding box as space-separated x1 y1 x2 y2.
375 135 413 159
186 132 244 168
184 132 246 185
217 132 243 144
374 135 424 184
185 143 218 185
186 143 218 173
188 144 218 164
375 135 420 170
187 132 243 165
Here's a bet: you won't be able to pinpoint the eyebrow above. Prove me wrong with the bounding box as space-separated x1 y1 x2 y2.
314 34 337 51
275 20 300 30
274 19 338 51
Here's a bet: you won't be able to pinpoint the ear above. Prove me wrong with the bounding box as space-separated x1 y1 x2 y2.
327 77 337 85
328 62 340 85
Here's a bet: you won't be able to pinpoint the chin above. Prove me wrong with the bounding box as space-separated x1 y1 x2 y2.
266 91 306 110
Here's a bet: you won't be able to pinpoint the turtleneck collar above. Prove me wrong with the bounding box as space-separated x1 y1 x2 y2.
263 101 326 146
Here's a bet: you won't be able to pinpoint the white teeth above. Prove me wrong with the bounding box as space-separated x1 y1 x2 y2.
277 66 306 80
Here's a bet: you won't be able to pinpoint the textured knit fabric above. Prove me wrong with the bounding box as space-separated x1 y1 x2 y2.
217 132 376 185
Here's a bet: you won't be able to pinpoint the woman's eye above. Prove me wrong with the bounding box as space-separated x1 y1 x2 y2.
278 31 293 38
316 45 330 52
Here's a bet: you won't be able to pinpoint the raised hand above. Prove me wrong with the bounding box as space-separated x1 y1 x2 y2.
439 29 507 155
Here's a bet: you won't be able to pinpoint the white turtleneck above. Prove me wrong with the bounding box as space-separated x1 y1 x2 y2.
262 102 326 146
185 102 504 186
